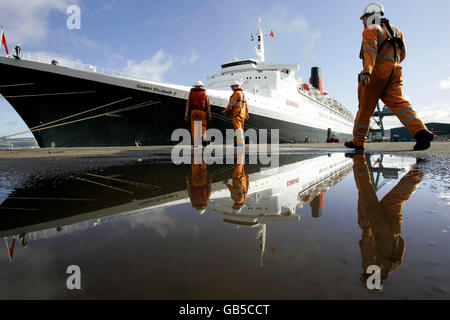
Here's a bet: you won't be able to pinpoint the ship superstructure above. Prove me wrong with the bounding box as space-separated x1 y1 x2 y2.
207 18 354 140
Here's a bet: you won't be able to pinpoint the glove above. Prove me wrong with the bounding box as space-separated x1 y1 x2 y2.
184 115 189 122
208 115 212 121
359 72 370 86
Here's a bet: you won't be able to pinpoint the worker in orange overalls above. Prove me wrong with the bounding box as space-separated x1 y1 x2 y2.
224 154 249 213
185 81 212 147
345 2 433 152
186 162 212 215
222 81 248 146
350 153 424 291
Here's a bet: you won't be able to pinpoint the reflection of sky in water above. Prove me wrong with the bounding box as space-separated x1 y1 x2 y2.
124 209 200 238
0 153 448 299
0 175 13 205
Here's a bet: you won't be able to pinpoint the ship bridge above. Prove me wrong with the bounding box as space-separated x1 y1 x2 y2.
207 58 300 94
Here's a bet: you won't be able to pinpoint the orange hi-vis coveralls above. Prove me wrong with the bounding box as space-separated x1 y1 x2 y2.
352 154 424 281
353 20 428 147
224 88 248 145
226 162 249 209
186 87 211 147
186 163 212 210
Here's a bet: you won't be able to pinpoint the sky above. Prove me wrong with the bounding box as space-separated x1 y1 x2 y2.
0 0 449 138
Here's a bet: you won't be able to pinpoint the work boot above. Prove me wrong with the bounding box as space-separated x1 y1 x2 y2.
344 141 365 151
413 130 434 151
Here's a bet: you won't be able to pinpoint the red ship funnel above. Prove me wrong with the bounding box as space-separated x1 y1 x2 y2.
309 67 323 94
310 191 325 218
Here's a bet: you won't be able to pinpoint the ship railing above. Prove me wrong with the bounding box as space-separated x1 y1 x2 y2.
19 51 159 83
297 86 354 121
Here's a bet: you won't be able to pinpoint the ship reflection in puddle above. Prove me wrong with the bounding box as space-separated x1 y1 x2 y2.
0 152 448 299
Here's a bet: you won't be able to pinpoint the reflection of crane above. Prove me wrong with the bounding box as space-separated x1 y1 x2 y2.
365 154 404 191
373 103 394 138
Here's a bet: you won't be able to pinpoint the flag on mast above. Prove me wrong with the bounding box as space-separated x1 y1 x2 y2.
1 26 9 56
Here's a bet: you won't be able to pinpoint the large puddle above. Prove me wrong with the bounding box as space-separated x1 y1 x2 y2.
0 152 448 299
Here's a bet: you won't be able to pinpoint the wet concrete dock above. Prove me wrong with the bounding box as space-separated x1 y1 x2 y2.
0 142 449 158
0 143 448 299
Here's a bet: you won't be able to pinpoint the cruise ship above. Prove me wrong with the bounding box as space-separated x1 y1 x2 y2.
0 19 354 147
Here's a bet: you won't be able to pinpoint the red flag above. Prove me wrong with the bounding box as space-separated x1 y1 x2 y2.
270 30 274 37
1 27 9 55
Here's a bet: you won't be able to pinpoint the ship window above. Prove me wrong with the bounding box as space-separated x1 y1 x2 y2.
221 60 257 69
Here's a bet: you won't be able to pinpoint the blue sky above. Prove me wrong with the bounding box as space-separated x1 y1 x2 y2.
1 0 449 138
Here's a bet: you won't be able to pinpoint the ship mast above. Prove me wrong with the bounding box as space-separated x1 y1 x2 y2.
254 17 265 63
256 224 266 267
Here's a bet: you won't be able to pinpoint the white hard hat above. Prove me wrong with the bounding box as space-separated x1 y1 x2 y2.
197 208 206 215
361 2 384 19
194 80 204 87
230 80 240 87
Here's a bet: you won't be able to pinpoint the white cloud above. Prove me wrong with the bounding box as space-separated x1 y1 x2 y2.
146 16 180 29
374 104 450 129
97 0 118 12
181 49 198 64
416 104 450 124
0 0 77 46
263 6 322 65
121 49 199 82
122 50 174 82
439 76 450 90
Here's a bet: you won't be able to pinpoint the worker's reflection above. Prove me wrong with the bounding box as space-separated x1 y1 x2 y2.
223 154 249 213
351 153 424 291
186 161 212 215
